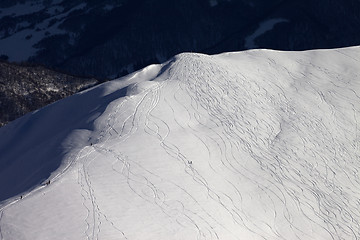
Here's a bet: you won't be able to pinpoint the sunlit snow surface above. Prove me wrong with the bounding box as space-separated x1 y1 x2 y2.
1 47 360 239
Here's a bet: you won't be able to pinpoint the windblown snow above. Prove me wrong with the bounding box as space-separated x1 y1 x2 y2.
0 47 360 240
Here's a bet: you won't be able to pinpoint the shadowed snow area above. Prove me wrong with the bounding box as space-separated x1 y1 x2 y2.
244 18 288 49
0 47 360 239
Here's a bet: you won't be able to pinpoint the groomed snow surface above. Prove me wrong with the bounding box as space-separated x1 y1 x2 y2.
1 47 360 239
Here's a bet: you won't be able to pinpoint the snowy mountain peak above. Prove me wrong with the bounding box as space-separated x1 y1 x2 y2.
0 47 360 239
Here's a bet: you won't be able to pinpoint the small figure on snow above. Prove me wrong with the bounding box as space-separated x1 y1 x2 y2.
46 180 51 185
188 160 192 165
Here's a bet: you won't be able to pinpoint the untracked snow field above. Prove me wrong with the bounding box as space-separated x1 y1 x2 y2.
0 47 360 239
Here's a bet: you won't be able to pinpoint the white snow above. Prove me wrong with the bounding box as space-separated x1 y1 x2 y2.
46 6 65 15
103 4 115 11
0 29 43 62
16 21 31 29
52 0 64 4
245 18 288 49
209 0 232 6
209 0 218 7
156 52 167 63
0 3 87 62
0 2 45 18
1 47 360 239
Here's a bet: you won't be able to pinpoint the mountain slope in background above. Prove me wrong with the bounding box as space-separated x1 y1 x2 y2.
0 61 99 127
0 0 360 78
0 47 359 239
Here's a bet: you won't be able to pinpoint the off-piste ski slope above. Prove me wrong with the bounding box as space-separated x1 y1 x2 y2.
0 47 360 240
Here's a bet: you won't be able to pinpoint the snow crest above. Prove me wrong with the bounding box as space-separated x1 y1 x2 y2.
0 47 360 240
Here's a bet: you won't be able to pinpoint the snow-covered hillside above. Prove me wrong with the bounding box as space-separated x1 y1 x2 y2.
0 47 360 239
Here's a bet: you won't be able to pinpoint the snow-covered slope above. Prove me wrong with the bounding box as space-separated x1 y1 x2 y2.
0 47 360 239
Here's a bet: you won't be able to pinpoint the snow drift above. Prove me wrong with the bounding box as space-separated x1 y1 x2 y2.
0 47 360 239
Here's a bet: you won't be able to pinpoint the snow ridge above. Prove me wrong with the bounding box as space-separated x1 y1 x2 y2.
0 47 360 239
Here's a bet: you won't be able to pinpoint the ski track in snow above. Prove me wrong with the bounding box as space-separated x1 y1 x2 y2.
1 48 360 239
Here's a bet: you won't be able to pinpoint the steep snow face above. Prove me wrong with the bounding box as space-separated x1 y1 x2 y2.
0 47 360 239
